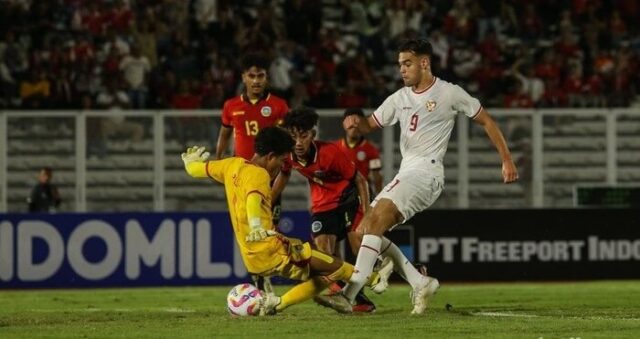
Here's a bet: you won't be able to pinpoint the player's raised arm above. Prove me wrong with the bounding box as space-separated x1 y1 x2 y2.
181 146 211 178
343 114 379 135
215 125 233 159
271 169 290 205
472 108 519 183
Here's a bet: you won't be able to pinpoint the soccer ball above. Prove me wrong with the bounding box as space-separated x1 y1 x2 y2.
227 283 263 316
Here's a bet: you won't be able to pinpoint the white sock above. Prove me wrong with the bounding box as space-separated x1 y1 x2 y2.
380 236 427 288
343 234 381 301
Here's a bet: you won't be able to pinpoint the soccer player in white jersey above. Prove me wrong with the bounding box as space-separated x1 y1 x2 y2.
316 38 519 314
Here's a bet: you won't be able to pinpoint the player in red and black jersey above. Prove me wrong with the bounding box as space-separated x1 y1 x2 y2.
216 53 289 161
215 53 288 295
335 108 383 196
215 53 289 226
273 107 377 312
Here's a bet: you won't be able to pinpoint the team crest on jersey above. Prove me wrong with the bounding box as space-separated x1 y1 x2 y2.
357 151 366 161
426 100 437 112
311 221 323 232
261 106 272 117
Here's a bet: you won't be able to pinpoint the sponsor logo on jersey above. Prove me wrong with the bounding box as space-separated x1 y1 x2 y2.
426 100 437 112
260 106 272 117
232 111 245 116
311 221 323 232
357 151 366 161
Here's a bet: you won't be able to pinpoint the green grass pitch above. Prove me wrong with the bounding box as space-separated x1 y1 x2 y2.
1 281 639 338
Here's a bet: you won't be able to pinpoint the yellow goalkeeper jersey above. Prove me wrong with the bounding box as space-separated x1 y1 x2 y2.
205 157 285 274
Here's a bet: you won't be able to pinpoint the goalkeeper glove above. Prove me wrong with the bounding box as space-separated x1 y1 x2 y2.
181 146 210 168
246 217 269 242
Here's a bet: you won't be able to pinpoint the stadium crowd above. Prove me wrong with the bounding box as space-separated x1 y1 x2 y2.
1 0 639 111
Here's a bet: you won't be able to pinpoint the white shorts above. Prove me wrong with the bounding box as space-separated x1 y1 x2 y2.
371 164 444 223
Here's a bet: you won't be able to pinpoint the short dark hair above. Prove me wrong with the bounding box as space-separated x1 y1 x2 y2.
40 167 52 175
343 107 365 118
283 107 319 132
398 38 433 58
254 127 294 156
240 53 270 72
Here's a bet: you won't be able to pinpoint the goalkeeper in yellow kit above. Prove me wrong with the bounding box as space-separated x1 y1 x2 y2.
182 126 380 314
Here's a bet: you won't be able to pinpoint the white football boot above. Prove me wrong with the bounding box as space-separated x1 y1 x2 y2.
410 276 440 315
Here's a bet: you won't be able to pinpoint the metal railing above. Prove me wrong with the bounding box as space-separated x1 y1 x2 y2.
1 108 639 212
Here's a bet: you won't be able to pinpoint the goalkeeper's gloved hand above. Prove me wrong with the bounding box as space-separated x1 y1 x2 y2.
181 146 210 168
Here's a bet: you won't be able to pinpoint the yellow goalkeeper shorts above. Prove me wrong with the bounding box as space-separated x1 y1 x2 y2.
259 236 312 281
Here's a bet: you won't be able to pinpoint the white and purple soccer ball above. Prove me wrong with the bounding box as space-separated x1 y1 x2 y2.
227 283 263 316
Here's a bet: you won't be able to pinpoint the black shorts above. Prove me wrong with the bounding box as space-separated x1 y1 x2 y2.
310 201 361 241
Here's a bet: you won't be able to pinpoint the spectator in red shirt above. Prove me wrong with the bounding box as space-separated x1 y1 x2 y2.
337 79 367 108
535 49 561 81
540 78 568 108
583 66 605 107
611 47 635 106
107 0 133 34
563 64 584 107
81 2 106 37
198 72 222 109
503 79 534 108
476 30 501 64
102 46 121 78
171 79 203 144
171 79 202 109
73 35 96 64
555 30 581 59
472 58 504 100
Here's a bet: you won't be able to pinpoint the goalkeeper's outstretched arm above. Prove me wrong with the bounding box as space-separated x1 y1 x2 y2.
182 146 211 178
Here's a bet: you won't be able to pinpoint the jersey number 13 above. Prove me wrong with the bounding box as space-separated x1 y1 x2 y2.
245 120 259 136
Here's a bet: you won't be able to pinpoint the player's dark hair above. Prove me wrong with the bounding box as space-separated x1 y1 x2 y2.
40 167 53 175
398 38 433 58
254 127 294 156
283 106 319 132
240 53 270 72
343 107 365 118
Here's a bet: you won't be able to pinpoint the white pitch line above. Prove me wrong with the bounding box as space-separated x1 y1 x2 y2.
28 307 196 313
473 312 640 321
473 311 539 318
162 307 196 313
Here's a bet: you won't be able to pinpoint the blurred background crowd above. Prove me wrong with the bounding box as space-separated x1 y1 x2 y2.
1 0 639 112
